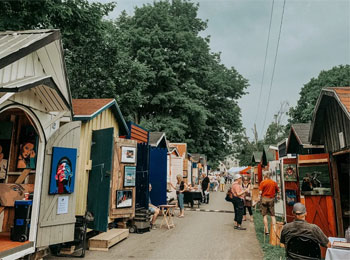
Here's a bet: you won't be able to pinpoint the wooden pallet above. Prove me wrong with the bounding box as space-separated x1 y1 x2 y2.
88 229 129 251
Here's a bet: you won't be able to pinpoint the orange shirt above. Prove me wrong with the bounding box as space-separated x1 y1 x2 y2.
259 179 279 198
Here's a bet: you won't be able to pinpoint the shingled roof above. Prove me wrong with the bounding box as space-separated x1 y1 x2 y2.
72 99 129 136
291 123 311 145
149 132 167 148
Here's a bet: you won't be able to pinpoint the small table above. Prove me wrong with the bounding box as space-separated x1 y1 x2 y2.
325 237 350 260
184 191 202 208
159 205 176 229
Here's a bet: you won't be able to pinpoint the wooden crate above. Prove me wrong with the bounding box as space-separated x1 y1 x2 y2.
88 229 129 251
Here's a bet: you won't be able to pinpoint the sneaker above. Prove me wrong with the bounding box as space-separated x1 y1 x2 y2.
234 226 238 229
151 224 156 230
236 226 246 230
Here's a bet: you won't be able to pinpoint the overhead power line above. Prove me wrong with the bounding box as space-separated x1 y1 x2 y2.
260 0 287 138
254 0 275 127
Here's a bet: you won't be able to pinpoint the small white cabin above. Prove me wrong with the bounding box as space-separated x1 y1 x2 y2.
0 30 80 259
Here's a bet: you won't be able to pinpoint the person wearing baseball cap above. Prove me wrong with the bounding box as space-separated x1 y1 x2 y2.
231 173 248 230
280 203 330 256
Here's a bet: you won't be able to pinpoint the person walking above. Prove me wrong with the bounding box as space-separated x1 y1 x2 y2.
242 176 253 222
259 171 280 235
231 174 248 230
220 175 225 192
201 173 210 204
169 174 187 217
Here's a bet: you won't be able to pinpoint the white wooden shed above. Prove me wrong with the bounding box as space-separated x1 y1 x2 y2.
0 30 80 259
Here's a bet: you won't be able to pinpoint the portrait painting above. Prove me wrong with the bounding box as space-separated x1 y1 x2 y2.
116 190 133 208
17 126 38 170
283 164 297 182
121 146 136 163
298 164 332 196
49 147 77 194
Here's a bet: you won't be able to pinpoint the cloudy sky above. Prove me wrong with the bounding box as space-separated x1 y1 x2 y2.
99 0 349 138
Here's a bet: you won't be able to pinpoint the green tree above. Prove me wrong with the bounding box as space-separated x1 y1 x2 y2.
288 65 350 124
115 0 248 163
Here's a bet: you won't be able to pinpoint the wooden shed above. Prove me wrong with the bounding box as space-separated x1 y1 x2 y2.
286 123 324 155
309 87 350 237
0 30 80 259
72 99 135 232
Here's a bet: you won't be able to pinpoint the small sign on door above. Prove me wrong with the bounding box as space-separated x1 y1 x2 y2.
57 196 69 214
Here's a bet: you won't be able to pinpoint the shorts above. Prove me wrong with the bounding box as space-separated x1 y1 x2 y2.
149 207 156 214
261 197 275 216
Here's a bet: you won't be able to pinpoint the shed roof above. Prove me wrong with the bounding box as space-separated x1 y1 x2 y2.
169 143 187 158
149 132 167 148
0 30 72 111
310 87 350 144
72 99 129 136
291 123 311 145
251 151 262 163
262 145 276 165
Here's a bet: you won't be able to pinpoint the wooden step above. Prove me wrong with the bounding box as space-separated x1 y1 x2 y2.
88 229 129 251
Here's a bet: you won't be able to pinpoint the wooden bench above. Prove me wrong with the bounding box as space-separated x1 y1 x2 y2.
88 229 129 251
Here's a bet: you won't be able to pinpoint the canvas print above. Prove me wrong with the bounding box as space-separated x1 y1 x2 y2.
116 190 132 208
124 166 136 187
299 164 332 196
0 140 10 180
49 147 77 194
121 146 136 163
283 164 297 182
17 126 37 170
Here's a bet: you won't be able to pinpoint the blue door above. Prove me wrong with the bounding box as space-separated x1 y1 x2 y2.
149 147 168 206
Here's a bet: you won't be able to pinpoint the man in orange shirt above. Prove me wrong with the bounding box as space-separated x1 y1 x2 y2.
259 171 279 235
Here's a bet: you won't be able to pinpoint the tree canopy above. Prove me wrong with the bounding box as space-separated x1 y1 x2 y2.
288 65 350 125
0 0 248 165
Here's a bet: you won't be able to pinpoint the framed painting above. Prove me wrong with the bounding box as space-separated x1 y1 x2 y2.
298 164 332 196
124 166 136 187
121 146 136 163
0 140 11 180
49 147 77 194
116 190 133 208
17 126 38 170
283 164 297 182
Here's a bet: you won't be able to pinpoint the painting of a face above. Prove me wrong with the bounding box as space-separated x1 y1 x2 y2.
17 141 36 169
22 143 34 158
49 147 77 195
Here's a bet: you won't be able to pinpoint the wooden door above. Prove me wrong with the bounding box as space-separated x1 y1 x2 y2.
87 128 114 232
36 121 81 247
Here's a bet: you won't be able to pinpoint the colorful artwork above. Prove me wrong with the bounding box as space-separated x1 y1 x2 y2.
285 190 297 206
0 140 10 180
17 126 37 170
299 164 332 196
116 190 132 208
121 146 136 163
49 147 77 194
283 164 297 182
124 166 136 187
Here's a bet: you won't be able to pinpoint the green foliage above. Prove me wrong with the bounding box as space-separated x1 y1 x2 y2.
288 65 350 125
0 0 248 164
253 209 285 260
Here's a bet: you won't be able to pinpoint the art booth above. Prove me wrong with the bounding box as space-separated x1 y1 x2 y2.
0 30 80 259
72 99 131 232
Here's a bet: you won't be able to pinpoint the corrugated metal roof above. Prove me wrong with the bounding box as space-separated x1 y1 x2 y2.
0 30 59 69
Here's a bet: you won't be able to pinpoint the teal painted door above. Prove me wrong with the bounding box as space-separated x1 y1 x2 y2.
87 128 114 231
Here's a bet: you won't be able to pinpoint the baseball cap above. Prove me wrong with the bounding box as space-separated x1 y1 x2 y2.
293 203 306 215
233 174 242 180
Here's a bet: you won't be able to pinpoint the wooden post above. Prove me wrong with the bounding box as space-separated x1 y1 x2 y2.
330 154 344 237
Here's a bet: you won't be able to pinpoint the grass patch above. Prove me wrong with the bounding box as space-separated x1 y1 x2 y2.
253 209 285 260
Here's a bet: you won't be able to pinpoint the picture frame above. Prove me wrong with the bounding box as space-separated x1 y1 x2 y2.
49 147 77 194
124 166 136 187
116 190 133 208
283 163 297 182
121 146 136 163
298 164 332 196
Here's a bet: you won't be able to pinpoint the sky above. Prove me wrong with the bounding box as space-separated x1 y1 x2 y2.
97 0 350 139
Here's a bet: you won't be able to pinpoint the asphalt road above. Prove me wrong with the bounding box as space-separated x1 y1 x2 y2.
46 185 263 260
